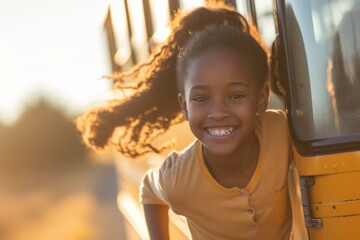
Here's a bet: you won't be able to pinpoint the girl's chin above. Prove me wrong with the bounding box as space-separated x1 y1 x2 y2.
202 143 240 158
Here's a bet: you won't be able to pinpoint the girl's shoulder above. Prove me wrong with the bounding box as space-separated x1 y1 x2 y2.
264 109 287 119
160 140 199 173
156 140 201 196
258 109 290 143
261 109 288 127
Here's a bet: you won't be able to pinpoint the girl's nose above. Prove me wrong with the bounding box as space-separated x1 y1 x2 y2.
207 101 229 120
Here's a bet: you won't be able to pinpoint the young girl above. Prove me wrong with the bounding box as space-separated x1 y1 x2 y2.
77 3 292 240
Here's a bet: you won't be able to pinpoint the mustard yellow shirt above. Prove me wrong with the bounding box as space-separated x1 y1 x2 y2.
140 109 292 239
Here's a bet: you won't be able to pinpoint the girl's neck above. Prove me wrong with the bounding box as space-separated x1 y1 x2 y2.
202 132 259 189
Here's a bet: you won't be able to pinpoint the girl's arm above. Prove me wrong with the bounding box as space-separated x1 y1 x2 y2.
144 204 170 240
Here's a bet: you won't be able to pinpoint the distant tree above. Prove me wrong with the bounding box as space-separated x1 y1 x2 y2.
0 98 88 171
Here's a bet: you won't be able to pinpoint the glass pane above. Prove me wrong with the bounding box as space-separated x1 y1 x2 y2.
285 0 360 140
149 0 171 44
236 0 250 17
149 0 170 32
127 0 149 62
254 0 284 109
179 0 205 11
110 0 132 66
254 0 276 46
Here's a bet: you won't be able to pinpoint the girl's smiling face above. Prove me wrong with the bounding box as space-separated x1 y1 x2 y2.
178 47 268 159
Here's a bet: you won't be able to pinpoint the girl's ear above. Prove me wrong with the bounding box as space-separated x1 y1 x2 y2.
178 93 189 121
257 86 270 114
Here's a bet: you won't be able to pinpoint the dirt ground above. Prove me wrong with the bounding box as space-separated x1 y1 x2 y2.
0 161 127 240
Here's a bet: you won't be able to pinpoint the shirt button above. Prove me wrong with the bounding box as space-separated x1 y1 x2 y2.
247 209 254 214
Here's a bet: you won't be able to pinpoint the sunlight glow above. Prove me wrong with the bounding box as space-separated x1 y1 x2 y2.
117 192 149 240
179 0 205 11
149 0 170 32
110 0 132 65
0 0 112 124
126 0 149 61
149 0 171 44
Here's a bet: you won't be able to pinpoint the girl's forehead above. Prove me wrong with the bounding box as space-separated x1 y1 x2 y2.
188 47 248 72
184 48 257 90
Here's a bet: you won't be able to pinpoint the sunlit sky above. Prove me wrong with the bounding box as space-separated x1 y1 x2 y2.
0 0 112 125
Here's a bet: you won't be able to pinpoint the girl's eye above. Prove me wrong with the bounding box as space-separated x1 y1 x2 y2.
193 96 207 102
229 94 244 100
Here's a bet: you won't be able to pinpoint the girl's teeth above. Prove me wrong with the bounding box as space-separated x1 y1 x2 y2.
207 128 235 136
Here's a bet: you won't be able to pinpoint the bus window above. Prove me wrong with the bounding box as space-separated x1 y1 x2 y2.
252 0 285 110
109 0 132 68
254 0 276 46
280 0 360 152
148 0 171 45
323 1 360 136
126 0 149 63
179 0 205 11
235 0 250 19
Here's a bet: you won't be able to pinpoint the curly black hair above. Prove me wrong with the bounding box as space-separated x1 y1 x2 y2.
76 3 268 158
177 24 268 93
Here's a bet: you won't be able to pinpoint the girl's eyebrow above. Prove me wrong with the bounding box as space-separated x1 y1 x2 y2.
227 82 249 88
190 85 208 91
189 81 249 92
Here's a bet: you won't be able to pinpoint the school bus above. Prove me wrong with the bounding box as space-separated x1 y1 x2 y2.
274 0 360 239
101 0 360 239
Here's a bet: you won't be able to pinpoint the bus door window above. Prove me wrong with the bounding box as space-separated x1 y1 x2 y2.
281 0 360 153
284 1 316 141
325 1 360 135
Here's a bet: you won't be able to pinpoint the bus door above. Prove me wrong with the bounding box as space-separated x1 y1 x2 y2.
274 0 360 239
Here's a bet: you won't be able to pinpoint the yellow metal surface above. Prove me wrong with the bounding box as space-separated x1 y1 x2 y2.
293 148 360 176
307 171 360 203
293 149 360 239
311 200 360 218
308 215 360 240
288 165 309 240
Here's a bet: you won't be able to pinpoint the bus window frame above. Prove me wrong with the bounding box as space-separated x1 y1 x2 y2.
275 0 360 156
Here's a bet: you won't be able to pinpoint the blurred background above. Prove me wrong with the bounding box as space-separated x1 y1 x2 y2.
0 0 203 238
0 0 124 239
0 0 278 239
